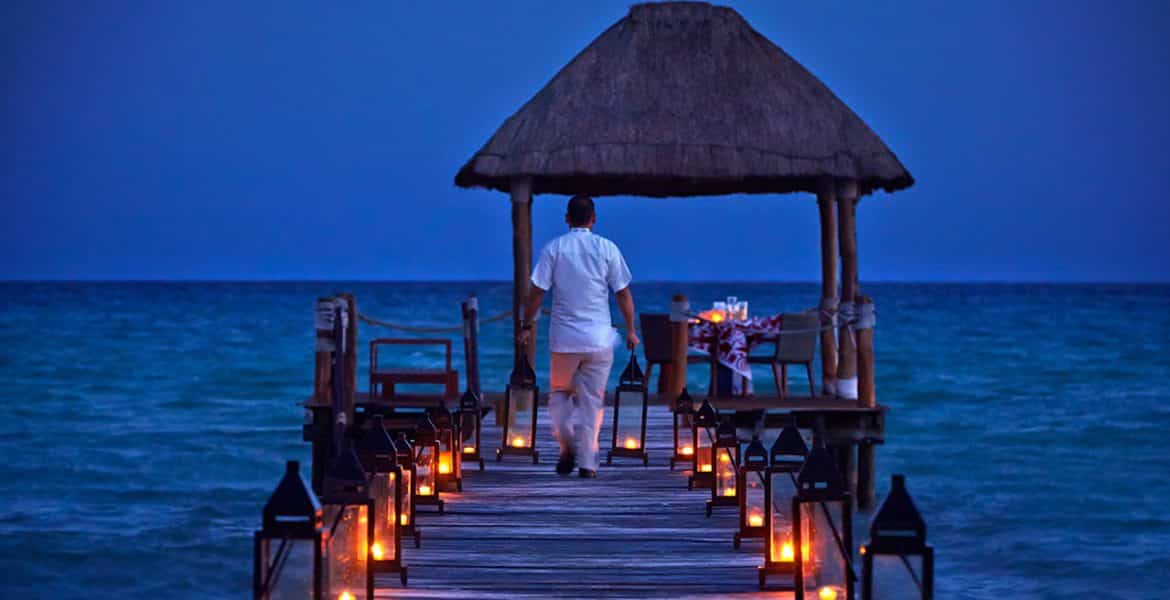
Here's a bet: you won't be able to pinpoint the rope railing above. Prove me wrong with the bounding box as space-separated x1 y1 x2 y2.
357 309 513 334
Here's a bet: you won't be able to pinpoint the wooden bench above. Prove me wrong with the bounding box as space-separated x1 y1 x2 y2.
369 338 458 401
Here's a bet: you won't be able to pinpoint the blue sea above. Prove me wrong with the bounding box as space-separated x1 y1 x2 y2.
1 281 1167 599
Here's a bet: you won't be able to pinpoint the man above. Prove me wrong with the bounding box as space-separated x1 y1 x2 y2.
517 195 638 478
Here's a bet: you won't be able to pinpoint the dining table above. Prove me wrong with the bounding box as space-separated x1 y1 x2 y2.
687 312 785 396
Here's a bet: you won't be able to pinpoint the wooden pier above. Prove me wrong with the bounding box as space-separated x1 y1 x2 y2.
375 403 849 598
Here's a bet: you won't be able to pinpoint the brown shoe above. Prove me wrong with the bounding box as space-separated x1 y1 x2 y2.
578 468 597 478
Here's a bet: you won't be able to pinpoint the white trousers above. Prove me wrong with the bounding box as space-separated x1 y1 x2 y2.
548 349 613 471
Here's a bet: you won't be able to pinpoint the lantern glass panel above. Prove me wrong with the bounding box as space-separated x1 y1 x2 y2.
696 428 713 473
399 469 412 526
266 540 319 599
507 388 536 449
768 471 807 564
615 389 645 450
676 415 694 457
800 500 849 599
868 554 922 600
438 431 456 477
460 411 479 456
744 472 765 528
369 473 396 562
715 446 737 497
325 504 368 600
416 446 435 497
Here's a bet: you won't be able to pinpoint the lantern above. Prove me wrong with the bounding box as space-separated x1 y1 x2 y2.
688 398 718 490
394 432 422 549
498 352 540 463
354 416 407 586
758 423 809 588
861 475 933 600
670 388 695 471
458 389 486 471
792 440 854 600
430 403 462 492
607 353 649 466
253 461 326 599
320 448 375 600
706 419 741 516
412 415 445 513
733 436 768 548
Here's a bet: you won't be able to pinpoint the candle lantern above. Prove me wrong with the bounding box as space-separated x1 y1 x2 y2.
670 388 695 471
688 398 718 490
412 415 445 513
733 436 768 547
706 419 741 516
394 433 421 548
253 461 326 599
792 440 854 600
861 475 933 600
320 448 375 600
430 403 462 492
607 353 649 466
759 423 809 588
458 389 486 471
498 352 540 463
354 417 406 586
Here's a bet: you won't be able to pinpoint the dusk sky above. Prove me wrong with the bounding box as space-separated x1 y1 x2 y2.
2 1 1168 282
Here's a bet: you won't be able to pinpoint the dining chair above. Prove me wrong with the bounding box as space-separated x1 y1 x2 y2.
747 312 818 401
640 313 714 396
369 338 459 401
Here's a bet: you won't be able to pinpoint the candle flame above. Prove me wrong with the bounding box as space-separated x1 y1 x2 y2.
418 484 432 496
463 446 475 454
438 459 452 474
624 437 638 450
780 542 795 562
400 514 408 526
719 453 730 463
511 435 526 448
699 464 712 473
818 587 839 600
370 543 384 561
681 445 694 456
748 514 763 528
723 488 736 497
339 592 355 600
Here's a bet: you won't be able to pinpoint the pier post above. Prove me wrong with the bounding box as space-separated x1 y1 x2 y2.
857 440 876 510
510 177 535 367
836 180 860 401
856 295 875 408
668 294 690 397
817 179 839 397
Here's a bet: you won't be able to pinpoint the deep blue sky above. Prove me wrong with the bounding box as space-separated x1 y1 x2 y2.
2 1 1168 281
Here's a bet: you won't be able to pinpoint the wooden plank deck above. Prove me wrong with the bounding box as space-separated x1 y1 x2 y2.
377 405 799 599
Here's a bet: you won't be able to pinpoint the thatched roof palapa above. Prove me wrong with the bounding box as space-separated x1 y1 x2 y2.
455 1 912 198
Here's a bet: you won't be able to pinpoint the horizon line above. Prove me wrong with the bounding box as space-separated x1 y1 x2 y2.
1 278 1167 285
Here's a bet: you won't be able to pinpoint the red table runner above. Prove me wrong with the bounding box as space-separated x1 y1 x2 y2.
688 313 784 379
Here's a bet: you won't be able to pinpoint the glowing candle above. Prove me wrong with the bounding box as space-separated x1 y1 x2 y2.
681 445 694 456
400 514 408 526
339 592 355 600
818 586 838 600
699 464 712 473
748 513 764 528
438 459 452 475
780 542 795 562
370 543 384 561
511 435 526 448
624 437 638 450
719 453 730 463
418 484 432 496
723 487 735 497
463 446 475 454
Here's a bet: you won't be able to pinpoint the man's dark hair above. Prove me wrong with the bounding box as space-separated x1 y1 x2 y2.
567 195 595 226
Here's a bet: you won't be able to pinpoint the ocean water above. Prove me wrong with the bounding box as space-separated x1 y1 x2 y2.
1 281 1167 599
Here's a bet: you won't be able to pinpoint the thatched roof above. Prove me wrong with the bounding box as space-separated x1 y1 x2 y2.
455 2 913 198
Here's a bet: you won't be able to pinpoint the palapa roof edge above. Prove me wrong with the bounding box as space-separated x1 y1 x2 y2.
455 1 913 198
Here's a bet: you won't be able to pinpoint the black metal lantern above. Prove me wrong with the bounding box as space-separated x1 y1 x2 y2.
688 398 718 490
412 415 445 513
706 419 741 516
861 475 933 600
607 353 649 466
670 388 695 470
733 436 768 548
759 423 809 588
394 432 421 549
792 440 854 600
430 403 462 492
320 448 375 600
354 416 406 586
253 461 326 599
458 389 486 471
498 352 540 463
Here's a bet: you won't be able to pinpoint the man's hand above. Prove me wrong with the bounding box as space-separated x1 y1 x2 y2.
625 329 640 351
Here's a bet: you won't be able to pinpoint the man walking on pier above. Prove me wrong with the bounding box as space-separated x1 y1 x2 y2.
517 195 639 478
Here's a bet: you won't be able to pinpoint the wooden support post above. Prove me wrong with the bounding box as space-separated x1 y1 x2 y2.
856 295 875 408
817 179 838 397
857 440 876 510
313 296 336 404
510 177 534 367
341 293 358 416
462 294 481 397
668 294 690 398
836 180 860 401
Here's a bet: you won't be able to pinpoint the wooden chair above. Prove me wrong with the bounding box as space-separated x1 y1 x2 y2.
640 313 714 396
369 338 458 401
747 313 818 400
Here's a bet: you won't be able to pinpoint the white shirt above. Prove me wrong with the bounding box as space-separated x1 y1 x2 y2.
531 227 633 354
